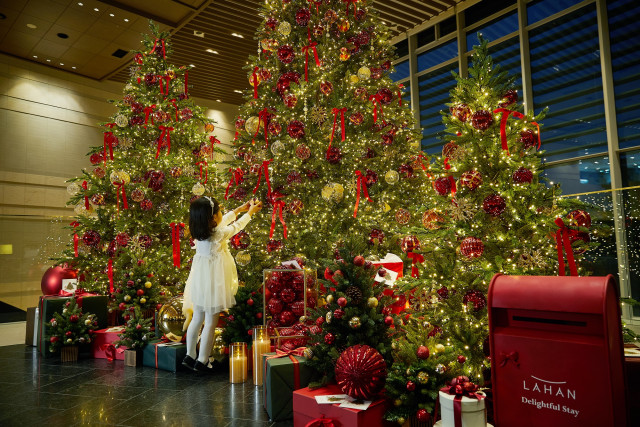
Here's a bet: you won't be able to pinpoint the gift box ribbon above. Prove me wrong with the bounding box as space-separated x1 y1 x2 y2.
168 98 179 121
440 382 484 427
270 197 288 240
113 180 128 212
308 0 322 13
302 29 320 82
555 218 578 276
148 38 166 58
100 343 125 362
493 108 541 155
144 104 156 127
329 107 347 151
343 0 358 17
102 123 117 166
196 160 208 184
305 417 336 427
253 108 272 147
498 350 520 368
156 125 174 159
159 75 171 96
369 94 383 123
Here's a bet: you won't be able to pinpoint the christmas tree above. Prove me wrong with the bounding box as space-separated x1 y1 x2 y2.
223 0 428 285
384 36 600 424
221 282 265 346
56 23 221 315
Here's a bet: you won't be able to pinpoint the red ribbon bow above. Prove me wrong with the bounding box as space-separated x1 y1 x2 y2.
251 67 260 99
71 221 80 257
108 259 114 293
113 180 129 212
170 222 185 269
253 108 272 147
81 180 90 210
143 104 156 127
149 38 166 58
397 84 404 106
330 107 347 151
343 0 358 17
498 350 520 367
103 123 117 165
494 108 541 155
269 196 288 239
407 252 424 278
225 167 245 200
253 159 273 196
209 136 221 153
159 75 171 96
156 125 174 159
195 161 208 184
369 94 383 123
555 218 578 276
99 343 124 362
168 99 179 121
305 418 335 427
324 267 337 285
302 29 320 82
308 0 322 13
441 377 483 427
353 170 373 218
134 53 143 65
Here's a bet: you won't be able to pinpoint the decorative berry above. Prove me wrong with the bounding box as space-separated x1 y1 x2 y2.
457 355 467 364
384 316 394 326
247 298 254 306
406 380 416 391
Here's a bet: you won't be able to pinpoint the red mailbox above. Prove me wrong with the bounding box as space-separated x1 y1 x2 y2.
488 274 627 427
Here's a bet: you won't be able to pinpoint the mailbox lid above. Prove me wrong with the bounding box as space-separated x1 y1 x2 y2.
488 274 617 315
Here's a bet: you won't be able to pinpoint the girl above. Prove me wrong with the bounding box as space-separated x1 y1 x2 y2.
182 196 262 373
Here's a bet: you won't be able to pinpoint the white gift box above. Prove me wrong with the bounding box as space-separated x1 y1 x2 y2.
439 390 487 427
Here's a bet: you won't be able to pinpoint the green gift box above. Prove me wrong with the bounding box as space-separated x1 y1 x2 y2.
142 339 187 372
262 351 313 422
38 295 108 358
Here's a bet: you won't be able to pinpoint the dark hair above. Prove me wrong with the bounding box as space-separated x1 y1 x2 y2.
189 196 219 240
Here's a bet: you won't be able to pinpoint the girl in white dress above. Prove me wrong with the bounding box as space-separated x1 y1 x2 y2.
182 196 262 372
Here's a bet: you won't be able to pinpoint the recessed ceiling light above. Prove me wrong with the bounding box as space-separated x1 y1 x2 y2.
189 64 195 68
46 59 51 62
109 13 114 17
233 90 243 93
72 66 76 69
231 33 244 38
206 49 218 54
194 30 204 38
59 62 64 65
0 13 6 20
216 99 221 102
124 18 129 22
94 8 99 12
32 55 37 58
26 23 37 29
57 33 69 39
77 2 83 6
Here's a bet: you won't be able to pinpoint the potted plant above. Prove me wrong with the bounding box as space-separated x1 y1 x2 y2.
46 298 97 362
114 307 154 366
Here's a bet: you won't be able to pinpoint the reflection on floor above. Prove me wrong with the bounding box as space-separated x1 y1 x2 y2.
0 321 26 346
0 344 293 427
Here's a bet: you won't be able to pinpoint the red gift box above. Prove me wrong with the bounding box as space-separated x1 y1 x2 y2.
293 384 393 427
91 327 126 360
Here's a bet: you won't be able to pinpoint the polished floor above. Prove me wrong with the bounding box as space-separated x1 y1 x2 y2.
0 344 293 426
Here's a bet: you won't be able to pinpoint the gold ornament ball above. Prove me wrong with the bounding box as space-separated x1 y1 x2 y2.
119 171 131 184
124 295 131 302
115 114 128 127
326 294 334 304
271 141 286 156
406 368 411 376
397 418 406 425
394 399 403 407
110 170 123 184
145 281 152 288
367 297 378 308
391 341 398 350
349 74 360 84
140 297 146 304
337 19 350 32
349 317 361 329
192 182 205 196
435 343 445 353
157 295 186 342
236 251 251 266
417 371 430 384
385 170 400 184
303 347 314 359
66 182 80 195
321 184 334 202
325 311 332 323
210 328 226 361
245 116 260 135
331 183 344 202
357 67 371 80
74 203 88 215
278 21 292 36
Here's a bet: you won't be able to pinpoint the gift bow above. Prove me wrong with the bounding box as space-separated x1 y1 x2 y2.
158 75 171 96
168 98 179 121
343 0 358 17
195 161 208 184
253 159 273 196
70 221 80 257
493 108 541 155
113 180 129 212
149 38 166 58
102 123 117 166
555 218 578 276
353 170 373 218
269 196 288 239
209 136 221 152
170 222 185 269
302 29 320 82
330 107 347 150
440 378 484 427
407 252 424 278
225 167 245 200
305 418 336 427
253 108 272 147
308 0 322 13
156 125 174 159
498 350 520 367
100 343 124 362
143 104 156 127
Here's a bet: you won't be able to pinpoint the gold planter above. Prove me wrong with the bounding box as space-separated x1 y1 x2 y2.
60 345 79 363
124 349 142 367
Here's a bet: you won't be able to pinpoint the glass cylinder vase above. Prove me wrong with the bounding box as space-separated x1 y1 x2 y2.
252 326 271 386
229 342 247 383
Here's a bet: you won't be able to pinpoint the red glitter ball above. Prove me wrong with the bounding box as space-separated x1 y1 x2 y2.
512 167 533 184
471 110 494 130
482 194 506 216
460 237 484 258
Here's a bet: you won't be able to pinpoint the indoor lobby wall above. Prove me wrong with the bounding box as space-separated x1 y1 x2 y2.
0 53 238 312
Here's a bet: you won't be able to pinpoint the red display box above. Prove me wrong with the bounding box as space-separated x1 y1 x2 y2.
293 384 393 427
263 266 317 334
91 327 126 360
488 274 627 427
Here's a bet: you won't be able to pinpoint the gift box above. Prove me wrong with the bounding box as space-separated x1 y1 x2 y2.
142 339 187 372
293 384 392 427
263 264 317 334
262 350 314 421
91 327 126 360
439 390 486 427
371 253 404 285
38 294 109 358
25 307 38 346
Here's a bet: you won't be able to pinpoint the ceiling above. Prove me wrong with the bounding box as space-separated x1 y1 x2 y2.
0 0 462 104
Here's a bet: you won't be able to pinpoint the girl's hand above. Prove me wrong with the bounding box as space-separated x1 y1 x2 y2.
240 200 252 212
248 200 263 215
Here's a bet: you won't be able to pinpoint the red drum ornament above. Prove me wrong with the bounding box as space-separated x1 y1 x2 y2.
520 129 537 149
422 209 443 229
287 120 306 139
450 104 471 122
433 177 452 196
483 194 506 217
566 209 591 228
512 167 533 184
320 81 334 96
295 144 311 160
460 170 482 190
460 237 484 259
335 345 387 400
500 89 518 107
277 45 295 64
471 110 494 130
463 290 487 311
442 141 464 162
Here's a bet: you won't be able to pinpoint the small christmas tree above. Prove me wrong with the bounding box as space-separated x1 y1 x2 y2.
221 283 264 346
305 242 396 385
47 298 98 352
114 307 154 350
112 259 162 322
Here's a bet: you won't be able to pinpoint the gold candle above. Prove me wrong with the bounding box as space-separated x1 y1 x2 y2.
252 326 271 386
229 342 247 383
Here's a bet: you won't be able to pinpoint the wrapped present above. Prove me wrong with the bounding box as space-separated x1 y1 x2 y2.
263 264 317 335
38 294 108 358
370 253 404 285
439 389 486 427
25 307 38 346
293 384 392 427
92 327 126 360
262 349 314 421
142 339 187 372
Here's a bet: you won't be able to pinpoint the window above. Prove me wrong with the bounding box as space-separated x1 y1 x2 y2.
394 39 409 58
390 60 410 82
465 0 516 27
418 62 459 153
417 40 457 71
466 10 518 49
487 36 522 93
543 155 611 194
527 0 584 25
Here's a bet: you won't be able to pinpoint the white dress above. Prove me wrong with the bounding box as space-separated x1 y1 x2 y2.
183 211 252 315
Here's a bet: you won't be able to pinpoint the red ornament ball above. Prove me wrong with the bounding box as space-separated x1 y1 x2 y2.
353 255 365 267
433 177 452 196
138 235 152 248
320 81 334 96
400 235 420 253
136 289 144 296
283 93 298 108
457 355 467 364
279 310 296 326
463 290 487 311
337 297 347 307
116 232 129 247
90 194 105 206
295 144 311 160
267 239 283 252
450 104 471 122
295 8 311 26
381 131 394 146
569 231 591 254
82 230 101 247
281 288 296 303
442 141 463 161
41 266 77 296
288 198 304 215
349 112 364 125
399 164 414 179
460 237 484 258
333 308 345 319
471 110 494 130
287 171 302 185
377 88 393 105
500 89 518 107
365 169 378 185
416 345 430 360
460 170 482 191
324 333 335 345
384 316 393 326
406 380 416 391
140 199 153 211
416 409 431 423
512 167 533 184
335 345 387 400
90 152 103 165
520 129 537 149
291 301 305 317
230 231 251 250
287 120 306 139
267 298 284 315
277 45 295 64
422 209 443 229
130 189 144 202
94 167 106 178
437 286 449 300
354 87 368 101
268 120 281 136
566 209 591 228
483 194 506 217
369 228 385 245
325 146 342 164
235 117 246 130
276 72 301 96
395 208 411 225
316 316 325 327
265 17 278 31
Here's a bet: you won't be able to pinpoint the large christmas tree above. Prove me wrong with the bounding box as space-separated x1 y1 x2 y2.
57 23 221 314
384 36 599 424
222 0 428 284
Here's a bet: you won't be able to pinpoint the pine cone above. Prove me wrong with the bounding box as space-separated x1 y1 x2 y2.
345 286 363 305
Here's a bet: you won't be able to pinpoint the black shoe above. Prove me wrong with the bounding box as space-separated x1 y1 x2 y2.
193 360 216 374
182 355 196 371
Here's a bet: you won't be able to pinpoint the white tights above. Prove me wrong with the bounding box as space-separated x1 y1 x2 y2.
186 310 219 364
